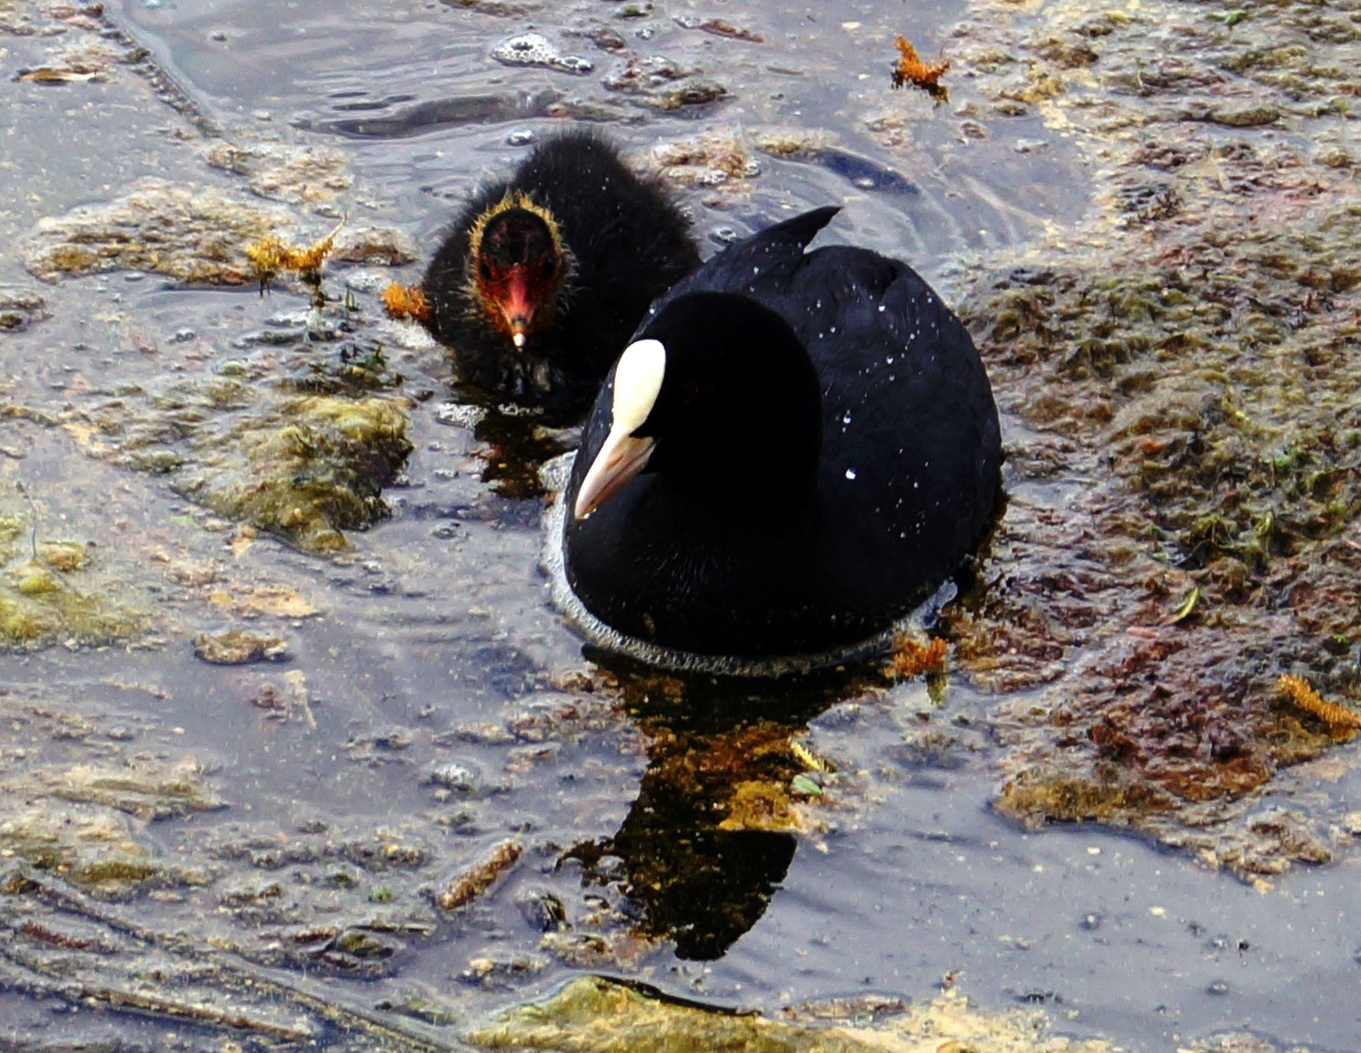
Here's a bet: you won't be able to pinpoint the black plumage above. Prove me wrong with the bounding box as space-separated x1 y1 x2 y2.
557 206 1003 660
421 130 700 413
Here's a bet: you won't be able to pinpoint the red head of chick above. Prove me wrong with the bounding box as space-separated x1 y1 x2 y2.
418 130 701 416
465 191 571 350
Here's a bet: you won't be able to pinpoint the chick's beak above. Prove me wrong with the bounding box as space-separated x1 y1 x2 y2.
500 264 536 350
573 428 655 520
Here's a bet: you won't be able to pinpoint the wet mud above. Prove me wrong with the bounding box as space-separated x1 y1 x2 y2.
1 0 1360 1049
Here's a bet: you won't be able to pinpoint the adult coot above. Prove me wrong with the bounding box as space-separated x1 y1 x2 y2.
421 130 700 413
547 206 1002 671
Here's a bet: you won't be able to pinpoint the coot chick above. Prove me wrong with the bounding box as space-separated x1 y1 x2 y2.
421 130 701 413
550 206 1002 669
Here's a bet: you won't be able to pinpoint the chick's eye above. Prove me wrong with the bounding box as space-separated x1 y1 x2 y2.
478 259 492 281
678 381 699 404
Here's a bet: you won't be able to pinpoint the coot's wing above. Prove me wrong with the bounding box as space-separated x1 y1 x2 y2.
772 245 1002 611
638 206 840 328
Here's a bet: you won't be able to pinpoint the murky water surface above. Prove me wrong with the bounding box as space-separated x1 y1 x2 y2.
2 0 1361 1049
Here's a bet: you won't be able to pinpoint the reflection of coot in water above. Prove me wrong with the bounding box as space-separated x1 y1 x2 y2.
566 661 865 960
573 779 796 961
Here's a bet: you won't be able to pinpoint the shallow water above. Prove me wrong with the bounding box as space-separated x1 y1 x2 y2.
3 0 1361 1050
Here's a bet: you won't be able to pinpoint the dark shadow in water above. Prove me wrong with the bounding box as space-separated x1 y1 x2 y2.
814 149 919 196
444 388 580 500
471 409 574 501
296 88 564 139
565 657 884 960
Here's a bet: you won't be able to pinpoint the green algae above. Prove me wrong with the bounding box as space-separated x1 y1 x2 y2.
203 141 354 204
24 179 291 286
69 348 413 553
36 540 90 572
175 394 412 552
468 977 877 1053
465 976 1112 1053
0 806 203 896
969 200 1361 574
45 758 226 819
23 175 413 286
0 513 145 650
0 0 36 34
0 287 46 331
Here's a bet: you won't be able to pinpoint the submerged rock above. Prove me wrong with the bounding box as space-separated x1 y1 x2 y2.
0 691 220 896
0 287 47 332
174 394 412 553
602 54 727 111
193 627 290 665
0 805 184 895
492 33 594 74
71 360 413 554
43 757 225 820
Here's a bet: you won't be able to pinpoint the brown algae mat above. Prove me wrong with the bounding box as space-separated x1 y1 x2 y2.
937 0 1361 874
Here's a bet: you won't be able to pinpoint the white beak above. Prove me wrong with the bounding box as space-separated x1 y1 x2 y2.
573 337 667 519
573 430 655 519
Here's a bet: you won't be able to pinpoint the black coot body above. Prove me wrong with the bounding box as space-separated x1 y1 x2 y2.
421 130 700 413
558 206 1002 661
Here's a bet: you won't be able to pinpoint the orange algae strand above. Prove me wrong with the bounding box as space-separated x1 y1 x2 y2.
382 283 430 323
891 36 949 99
890 635 948 678
436 839 522 911
1277 674 1361 736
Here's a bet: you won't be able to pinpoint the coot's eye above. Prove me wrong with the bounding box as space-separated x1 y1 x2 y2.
678 381 699 404
478 259 493 281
